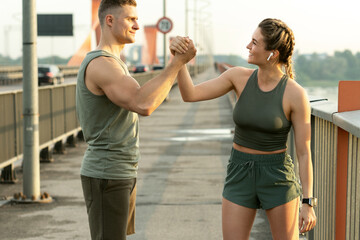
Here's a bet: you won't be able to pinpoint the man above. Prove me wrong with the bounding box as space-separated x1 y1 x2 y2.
76 0 196 239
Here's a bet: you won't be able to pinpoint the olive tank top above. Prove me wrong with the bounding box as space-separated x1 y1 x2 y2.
76 50 139 179
233 69 292 151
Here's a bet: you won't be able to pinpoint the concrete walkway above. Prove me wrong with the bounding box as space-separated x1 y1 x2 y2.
0 68 273 239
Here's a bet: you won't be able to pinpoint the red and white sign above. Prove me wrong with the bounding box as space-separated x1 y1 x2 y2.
156 17 173 34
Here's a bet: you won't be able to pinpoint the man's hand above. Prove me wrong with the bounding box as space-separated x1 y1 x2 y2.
170 36 191 55
172 37 197 64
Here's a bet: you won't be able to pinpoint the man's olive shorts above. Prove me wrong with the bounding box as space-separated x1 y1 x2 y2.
81 176 136 240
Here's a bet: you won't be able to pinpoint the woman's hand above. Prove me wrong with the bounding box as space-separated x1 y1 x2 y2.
170 36 190 55
299 204 317 233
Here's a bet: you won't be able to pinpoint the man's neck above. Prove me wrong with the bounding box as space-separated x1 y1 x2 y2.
96 37 125 57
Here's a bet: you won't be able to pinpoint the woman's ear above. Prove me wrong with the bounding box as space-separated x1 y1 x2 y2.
273 50 280 59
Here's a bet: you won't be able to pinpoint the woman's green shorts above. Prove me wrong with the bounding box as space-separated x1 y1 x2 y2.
222 148 301 210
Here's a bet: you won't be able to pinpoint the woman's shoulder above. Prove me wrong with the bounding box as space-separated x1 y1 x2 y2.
285 78 309 104
220 67 256 97
228 66 255 74
223 66 255 81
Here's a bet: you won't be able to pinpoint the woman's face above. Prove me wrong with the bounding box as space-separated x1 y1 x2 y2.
246 27 272 65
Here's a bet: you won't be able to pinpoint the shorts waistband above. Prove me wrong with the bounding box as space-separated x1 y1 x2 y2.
230 148 288 166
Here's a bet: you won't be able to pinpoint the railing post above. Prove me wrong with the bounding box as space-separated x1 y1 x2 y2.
336 128 349 240
335 81 360 240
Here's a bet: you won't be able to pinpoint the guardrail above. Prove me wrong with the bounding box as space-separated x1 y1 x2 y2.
0 84 81 182
218 62 360 240
0 64 205 85
0 65 80 85
0 64 210 182
0 66 23 85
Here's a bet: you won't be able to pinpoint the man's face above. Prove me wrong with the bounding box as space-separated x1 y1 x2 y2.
111 5 139 44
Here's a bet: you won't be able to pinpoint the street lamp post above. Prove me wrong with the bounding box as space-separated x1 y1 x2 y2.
22 0 40 201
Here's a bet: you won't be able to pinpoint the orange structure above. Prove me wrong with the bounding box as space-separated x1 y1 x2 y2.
141 25 159 65
68 0 101 66
68 0 160 66
335 81 360 240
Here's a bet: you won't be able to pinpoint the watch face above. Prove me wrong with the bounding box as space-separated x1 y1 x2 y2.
303 198 317 207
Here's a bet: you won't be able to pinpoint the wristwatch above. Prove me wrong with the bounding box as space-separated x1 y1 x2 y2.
302 197 317 207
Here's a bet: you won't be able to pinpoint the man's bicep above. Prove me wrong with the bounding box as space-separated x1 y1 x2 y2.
92 59 140 109
101 72 141 109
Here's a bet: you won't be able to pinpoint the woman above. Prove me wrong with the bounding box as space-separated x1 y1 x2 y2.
170 18 316 239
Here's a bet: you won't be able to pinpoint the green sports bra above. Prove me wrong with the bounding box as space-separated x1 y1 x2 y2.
233 69 292 151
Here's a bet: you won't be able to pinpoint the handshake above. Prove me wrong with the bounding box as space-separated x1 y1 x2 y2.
170 36 197 64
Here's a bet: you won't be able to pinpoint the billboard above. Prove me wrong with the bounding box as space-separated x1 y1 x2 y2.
37 14 73 36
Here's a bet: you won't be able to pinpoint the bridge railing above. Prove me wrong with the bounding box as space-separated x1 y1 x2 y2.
0 84 82 180
217 62 360 240
0 66 23 85
302 101 360 240
0 64 206 85
0 65 80 85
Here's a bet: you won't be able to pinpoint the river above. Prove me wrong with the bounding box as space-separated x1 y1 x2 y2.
304 86 338 103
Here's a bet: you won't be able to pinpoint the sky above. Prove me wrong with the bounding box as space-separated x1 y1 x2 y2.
1 0 360 60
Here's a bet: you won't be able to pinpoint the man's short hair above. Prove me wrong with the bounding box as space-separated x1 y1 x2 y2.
98 0 137 26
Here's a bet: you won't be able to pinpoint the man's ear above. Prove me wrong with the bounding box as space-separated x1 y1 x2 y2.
105 14 114 27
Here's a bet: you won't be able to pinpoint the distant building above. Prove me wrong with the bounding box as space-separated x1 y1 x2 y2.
127 45 143 65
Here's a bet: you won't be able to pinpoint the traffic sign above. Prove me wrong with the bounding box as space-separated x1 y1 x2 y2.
156 17 173 34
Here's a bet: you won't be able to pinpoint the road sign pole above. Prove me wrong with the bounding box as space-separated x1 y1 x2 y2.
163 0 167 67
156 13 173 67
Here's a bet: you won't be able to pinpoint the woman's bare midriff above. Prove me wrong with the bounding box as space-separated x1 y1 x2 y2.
233 142 286 155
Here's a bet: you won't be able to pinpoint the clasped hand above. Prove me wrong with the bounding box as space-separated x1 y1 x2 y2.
170 36 197 62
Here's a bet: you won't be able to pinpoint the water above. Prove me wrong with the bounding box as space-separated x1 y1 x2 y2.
304 86 338 103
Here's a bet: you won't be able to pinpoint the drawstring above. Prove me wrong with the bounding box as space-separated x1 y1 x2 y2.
243 161 255 177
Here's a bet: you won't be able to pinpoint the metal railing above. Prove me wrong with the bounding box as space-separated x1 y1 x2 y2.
346 133 360 240
0 84 81 173
0 64 205 86
0 66 23 85
309 101 338 240
307 102 360 240
0 65 79 85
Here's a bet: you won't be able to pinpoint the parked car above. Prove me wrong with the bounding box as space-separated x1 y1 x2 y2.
131 64 149 73
38 64 64 86
151 65 164 71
